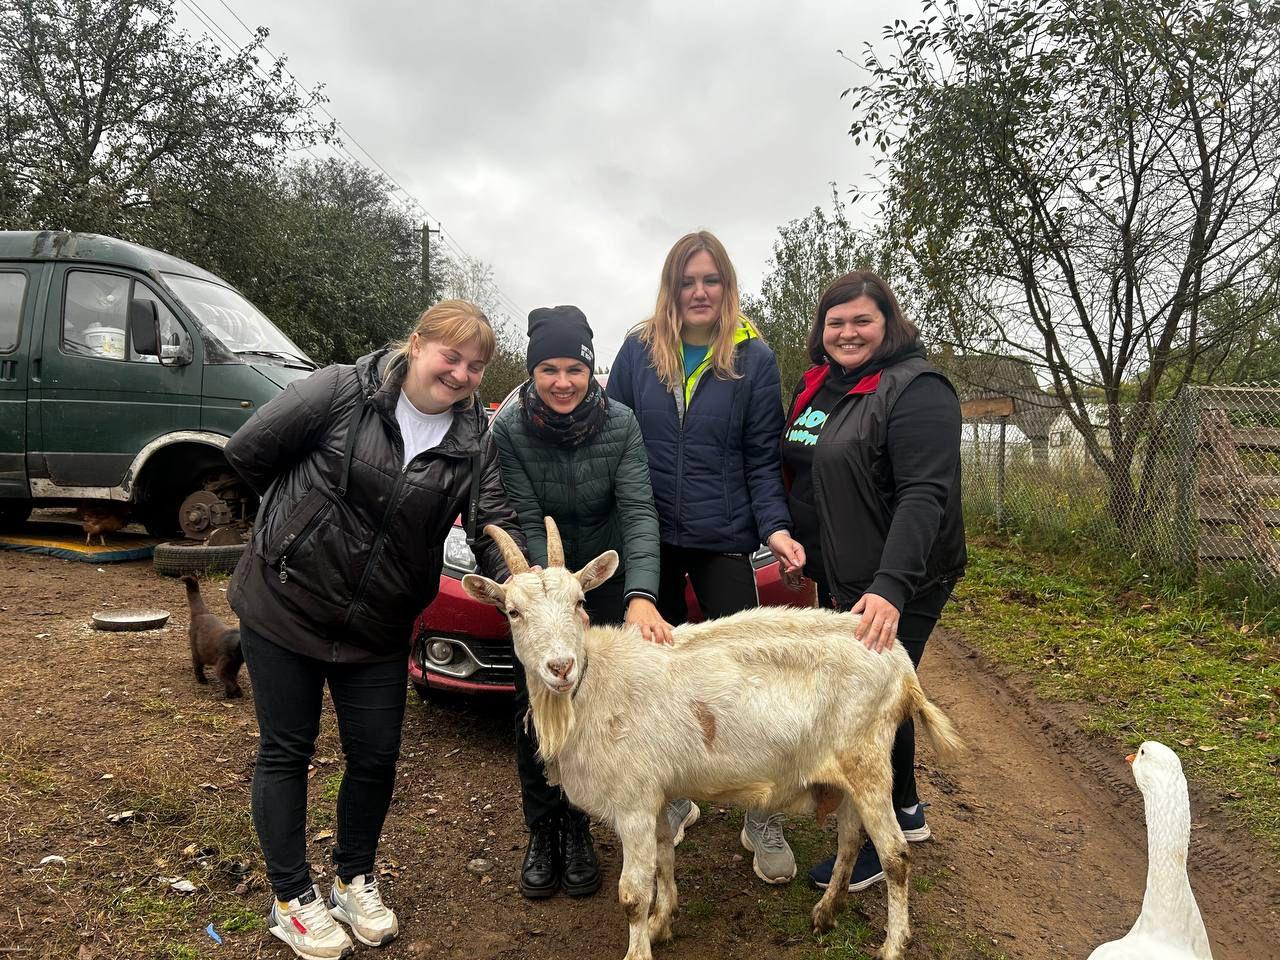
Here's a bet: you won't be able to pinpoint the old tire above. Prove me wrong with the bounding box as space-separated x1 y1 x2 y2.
152 541 246 578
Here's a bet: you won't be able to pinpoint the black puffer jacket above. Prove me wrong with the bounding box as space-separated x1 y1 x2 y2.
226 348 522 662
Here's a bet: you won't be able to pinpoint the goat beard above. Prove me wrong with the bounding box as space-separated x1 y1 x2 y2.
528 680 577 764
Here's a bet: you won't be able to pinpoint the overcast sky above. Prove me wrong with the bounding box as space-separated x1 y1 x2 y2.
176 0 919 361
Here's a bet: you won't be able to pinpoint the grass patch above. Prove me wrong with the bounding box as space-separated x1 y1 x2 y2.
188 710 231 732
321 771 344 802
918 924 1012 959
950 537 1280 850
753 820 1003 958
911 867 948 894
140 696 177 716
113 887 196 932
753 819 875 959
0 742 60 796
684 896 714 920
218 903 267 933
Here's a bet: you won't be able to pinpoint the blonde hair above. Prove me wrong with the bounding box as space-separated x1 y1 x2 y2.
640 231 746 392
391 299 496 408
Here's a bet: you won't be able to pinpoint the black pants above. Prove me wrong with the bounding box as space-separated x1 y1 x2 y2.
241 624 407 901
656 544 758 626
514 576 625 829
818 580 954 810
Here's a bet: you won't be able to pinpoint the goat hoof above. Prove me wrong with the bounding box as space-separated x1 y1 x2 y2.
811 904 837 934
647 918 673 943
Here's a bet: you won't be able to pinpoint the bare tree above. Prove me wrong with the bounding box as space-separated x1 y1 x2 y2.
847 0 1280 533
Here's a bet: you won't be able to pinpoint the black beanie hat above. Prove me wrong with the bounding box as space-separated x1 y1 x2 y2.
526 305 595 373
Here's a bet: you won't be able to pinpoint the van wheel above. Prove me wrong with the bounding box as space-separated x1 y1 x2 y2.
138 501 181 539
0 501 32 529
153 540 246 578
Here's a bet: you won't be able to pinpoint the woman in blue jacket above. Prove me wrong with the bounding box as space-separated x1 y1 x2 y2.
607 230 806 885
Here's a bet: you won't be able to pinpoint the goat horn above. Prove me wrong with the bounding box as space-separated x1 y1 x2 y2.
483 524 529 575
545 516 565 568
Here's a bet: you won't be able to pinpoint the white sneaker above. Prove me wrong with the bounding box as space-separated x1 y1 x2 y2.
268 885 354 960
328 874 399 947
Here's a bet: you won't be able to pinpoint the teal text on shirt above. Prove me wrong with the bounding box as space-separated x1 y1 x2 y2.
787 405 827 446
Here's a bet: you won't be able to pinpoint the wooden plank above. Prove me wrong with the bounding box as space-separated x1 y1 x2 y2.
1197 425 1280 453
1199 504 1280 526
961 396 1015 419
1198 532 1280 562
1199 474 1280 498
1198 406 1280 577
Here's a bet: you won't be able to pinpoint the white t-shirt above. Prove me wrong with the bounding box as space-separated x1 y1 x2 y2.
396 390 454 466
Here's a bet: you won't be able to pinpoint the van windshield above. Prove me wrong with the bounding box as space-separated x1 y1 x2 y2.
163 274 314 368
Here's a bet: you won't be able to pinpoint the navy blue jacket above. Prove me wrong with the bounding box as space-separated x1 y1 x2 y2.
606 323 792 552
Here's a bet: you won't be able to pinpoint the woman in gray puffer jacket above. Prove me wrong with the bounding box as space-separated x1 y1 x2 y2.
491 305 669 904
224 300 522 960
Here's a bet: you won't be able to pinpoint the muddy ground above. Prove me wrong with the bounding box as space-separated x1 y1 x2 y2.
0 544 1277 960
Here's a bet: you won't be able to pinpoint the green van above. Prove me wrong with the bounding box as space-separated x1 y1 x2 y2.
0 231 315 539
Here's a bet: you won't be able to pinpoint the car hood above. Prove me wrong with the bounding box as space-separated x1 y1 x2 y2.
246 362 314 390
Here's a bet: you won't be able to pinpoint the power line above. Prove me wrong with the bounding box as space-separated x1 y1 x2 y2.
178 0 527 319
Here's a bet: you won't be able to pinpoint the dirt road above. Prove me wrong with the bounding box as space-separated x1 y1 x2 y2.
0 551 1276 959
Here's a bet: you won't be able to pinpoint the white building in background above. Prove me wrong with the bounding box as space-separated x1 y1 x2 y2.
1046 404 1114 469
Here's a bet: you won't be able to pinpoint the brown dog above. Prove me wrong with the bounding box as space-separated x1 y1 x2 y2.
181 576 244 698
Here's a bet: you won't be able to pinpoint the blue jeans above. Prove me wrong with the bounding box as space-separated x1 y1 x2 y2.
241 624 407 900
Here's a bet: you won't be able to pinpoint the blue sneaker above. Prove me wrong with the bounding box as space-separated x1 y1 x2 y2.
897 803 931 842
808 841 885 892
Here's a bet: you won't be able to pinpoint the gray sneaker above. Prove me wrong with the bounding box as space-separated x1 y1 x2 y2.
664 798 700 845
740 809 796 884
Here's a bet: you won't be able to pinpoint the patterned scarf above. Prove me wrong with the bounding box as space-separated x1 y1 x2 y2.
521 378 609 448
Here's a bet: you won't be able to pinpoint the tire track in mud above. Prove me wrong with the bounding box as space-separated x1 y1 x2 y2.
918 629 1279 960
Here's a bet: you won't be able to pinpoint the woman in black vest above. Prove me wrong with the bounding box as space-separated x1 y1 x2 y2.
779 270 966 893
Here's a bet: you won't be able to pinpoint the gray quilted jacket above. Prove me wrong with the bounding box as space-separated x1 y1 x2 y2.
491 394 661 603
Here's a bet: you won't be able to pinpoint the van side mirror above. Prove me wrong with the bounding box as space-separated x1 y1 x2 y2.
129 299 160 357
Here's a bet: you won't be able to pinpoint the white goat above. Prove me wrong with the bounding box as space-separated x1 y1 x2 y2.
463 519 963 960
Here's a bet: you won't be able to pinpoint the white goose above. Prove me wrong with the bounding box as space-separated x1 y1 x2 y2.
1088 740 1214 960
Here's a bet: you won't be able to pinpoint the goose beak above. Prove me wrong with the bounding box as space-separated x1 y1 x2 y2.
1125 753 1136 765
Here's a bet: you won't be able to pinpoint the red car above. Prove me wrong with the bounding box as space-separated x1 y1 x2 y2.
409 526 812 698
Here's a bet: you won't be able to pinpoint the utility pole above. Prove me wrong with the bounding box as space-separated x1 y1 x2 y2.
421 221 441 298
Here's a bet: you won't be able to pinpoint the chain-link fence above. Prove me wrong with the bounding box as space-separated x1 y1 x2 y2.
962 383 1280 584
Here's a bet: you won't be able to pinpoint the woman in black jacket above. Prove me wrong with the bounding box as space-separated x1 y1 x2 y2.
779 270 966 894
225 300 522 960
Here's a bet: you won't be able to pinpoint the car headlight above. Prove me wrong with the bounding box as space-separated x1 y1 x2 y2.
442 526 478 576
426 640 456 664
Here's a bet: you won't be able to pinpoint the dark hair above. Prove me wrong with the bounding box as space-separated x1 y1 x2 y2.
807 270 919 366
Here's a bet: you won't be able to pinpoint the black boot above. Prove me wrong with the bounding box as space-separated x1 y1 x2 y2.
519 815 560 899
560 813 600 896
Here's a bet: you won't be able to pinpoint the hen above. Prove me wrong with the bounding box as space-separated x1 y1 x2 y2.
77 502 131 546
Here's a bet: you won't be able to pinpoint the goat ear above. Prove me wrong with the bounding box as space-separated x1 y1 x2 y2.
461 574 506 608
574 550 619 593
